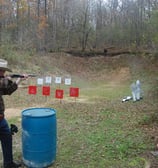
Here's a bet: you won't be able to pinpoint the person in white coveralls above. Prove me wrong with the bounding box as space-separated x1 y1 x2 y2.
131 80 142 102
135 80 141 100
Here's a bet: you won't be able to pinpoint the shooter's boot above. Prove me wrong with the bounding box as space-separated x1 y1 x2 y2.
4 161 21 168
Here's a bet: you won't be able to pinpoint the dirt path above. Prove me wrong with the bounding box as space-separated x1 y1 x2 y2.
5 108 23 119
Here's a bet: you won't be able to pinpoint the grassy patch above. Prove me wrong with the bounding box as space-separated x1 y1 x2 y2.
48 101 153 168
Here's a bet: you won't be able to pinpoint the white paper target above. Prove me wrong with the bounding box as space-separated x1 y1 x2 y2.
45 76 52 84
37 78 44 85
55 77 62 84
65 78 71 85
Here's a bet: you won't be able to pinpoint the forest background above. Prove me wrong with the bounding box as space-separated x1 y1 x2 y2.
1 0 158 53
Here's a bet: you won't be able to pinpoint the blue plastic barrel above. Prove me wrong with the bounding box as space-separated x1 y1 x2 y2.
22 108 57 168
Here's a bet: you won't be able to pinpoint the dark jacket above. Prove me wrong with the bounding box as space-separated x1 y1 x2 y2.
0 78 18 115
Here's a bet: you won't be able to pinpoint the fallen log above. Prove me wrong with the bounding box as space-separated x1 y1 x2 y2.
65 49 152 57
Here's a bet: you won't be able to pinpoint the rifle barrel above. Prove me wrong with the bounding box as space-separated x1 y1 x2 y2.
9 74 37 78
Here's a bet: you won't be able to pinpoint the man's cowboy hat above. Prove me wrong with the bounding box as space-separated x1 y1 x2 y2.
0 59 12 72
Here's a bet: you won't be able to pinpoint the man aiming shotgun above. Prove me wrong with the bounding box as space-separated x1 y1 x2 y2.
0 59 28 168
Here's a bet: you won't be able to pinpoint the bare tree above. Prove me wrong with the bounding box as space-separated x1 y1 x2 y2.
1 0 158 52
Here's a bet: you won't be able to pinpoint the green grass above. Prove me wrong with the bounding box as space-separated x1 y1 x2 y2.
5 86 155 168
82 84 130 100
7 95 153 168
49 101 152 168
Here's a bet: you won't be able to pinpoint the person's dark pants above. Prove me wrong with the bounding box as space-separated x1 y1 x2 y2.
0 118 13 166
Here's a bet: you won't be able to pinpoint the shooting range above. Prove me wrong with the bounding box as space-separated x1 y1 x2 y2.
1 0 158 167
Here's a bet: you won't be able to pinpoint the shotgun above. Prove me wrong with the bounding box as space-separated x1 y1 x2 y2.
9 74 37 78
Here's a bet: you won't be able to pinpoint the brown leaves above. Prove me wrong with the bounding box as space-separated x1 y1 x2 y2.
37 16 48 39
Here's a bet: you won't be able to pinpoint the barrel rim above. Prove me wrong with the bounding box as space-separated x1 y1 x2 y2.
22 107 56 118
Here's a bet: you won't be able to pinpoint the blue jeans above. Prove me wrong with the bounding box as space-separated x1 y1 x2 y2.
0 119 13 165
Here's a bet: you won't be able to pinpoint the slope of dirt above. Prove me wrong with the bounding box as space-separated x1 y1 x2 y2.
6 53 158 114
